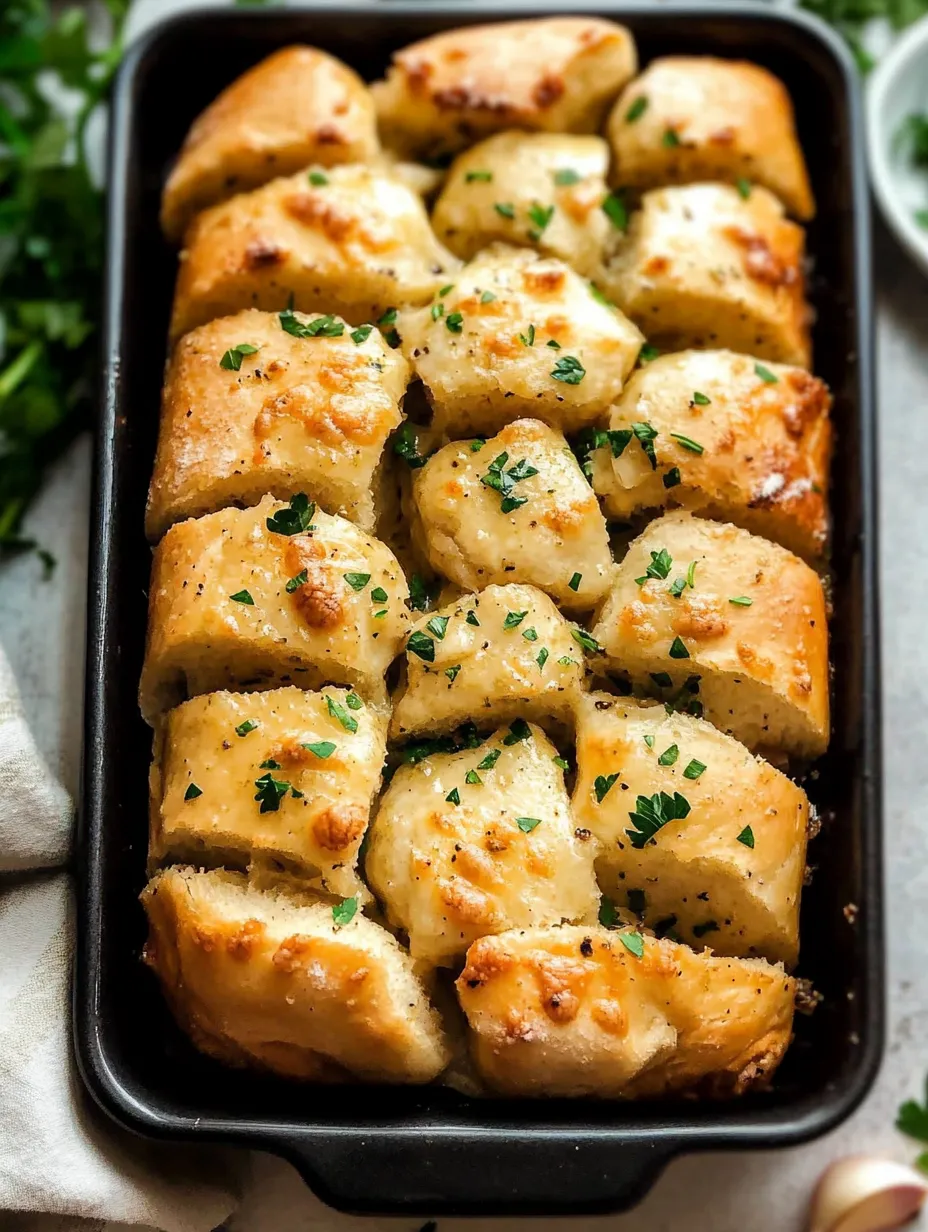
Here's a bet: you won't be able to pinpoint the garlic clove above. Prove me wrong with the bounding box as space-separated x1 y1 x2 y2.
809 1156 928 1232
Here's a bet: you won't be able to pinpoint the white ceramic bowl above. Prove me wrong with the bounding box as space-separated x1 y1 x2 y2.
867 15 928 277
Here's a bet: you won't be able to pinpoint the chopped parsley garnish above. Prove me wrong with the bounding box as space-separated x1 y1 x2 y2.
551 355 585 384
304 740 336 759
644 734 655 748
235 719 258 737
494 202 515 219
481 452 537 513
692 391 711 406
693 919 719 939
286 569 308 594
308 170 329 186
686 561 697 589
729 595 753 607
431 302 444 321
444 664 461 683
620 930 645 958
504 609 528 629
332 896 358 926
638 343 661 364
662 127 681 148
683 759 706 780
503 719 531 746
279 309 344 338
184 783 202 801
254 772 290 813
669 636 690 659
737 825 755 848
518 324 536 346
344 572 371 592
350 324 373 345
536 647 549 670
259 758 281 770
527 202 555 237
446 787 461 805
477 749 502 771
625 96 649 123
755 362 778 383
371 586 388 603
599 896 618 927
553 755 570 770
547 338 561 349
466 170 493 182
407 573 436 612
568 572 582 591
266 493 315 535
558 655 578 667
465 769 482 785
378 308 397 327
736 177 752 199
663 467 682 489
219 342 259 371
516 816 542 833
671 432 704 454
446 311 464 333
594 773 620 803
346 693 363 710
393 422 428 469
427 615 449 640
636 547 673 584
626 790 691 848
480 290 497 303
601 192 628 232
470 438 486 451
521 626 538 642
554 168 582 186
439 283 455 296
466 610 480 626
230 589 254 605
632 420 658 468
658 744 679 766
571 628 603 655
326 695 359 733
407 630 435 662
668 577 687 599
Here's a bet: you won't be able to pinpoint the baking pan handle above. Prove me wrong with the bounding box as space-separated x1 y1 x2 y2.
276 1132 675 1215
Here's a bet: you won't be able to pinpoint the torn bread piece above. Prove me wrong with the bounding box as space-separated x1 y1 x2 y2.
372 17 637 158
366 723 599 967
601 183 810 367
142 866 450 1082
139 495 408 721
169 164 459 342
590 511 829 757
607 57 814 219
456 924 795 1097
586 349 831 559
411 418 614 612
161 46 380 242
397 245 642 437
149 686 387 899
390 583 585 742
572 693 808 966
146 309 410 540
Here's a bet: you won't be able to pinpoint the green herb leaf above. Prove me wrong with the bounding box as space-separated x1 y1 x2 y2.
683 759 706 780
632 420 658 468
691 390 711 406
266 493 316 535
308 170 329 186
466 609 480 626
235 719 258 737
671 432 704 454
658 744 679 766
230 589 254 605
446 311 464 333
184 783 202 801
553 755 570 770
480 290 497 303
620 930 645 958
551 355 586 384
466 170 493 182
344 572 371 591
444 664 461 683
558 655 578 667
669 636 690 659
286 569 308 594
521 626 538 642
477 749 502 771
663 467 682 489
729 595 753 607
350 324 373 345
568 572 582 592
504 609 528 629
279 309 344 338
259 759 281 769
370 586 388 603
594 773 620 803
636 547 673 584
427 615 449 640
536 647 549 670
644 734 655 748
571 628 602 655
668 577 687 599
304 740 336 758
554 168 582 186
439 284 455 296
897 1079 928 1143
326 695 359 733
755 362 779 384
446 787 461 805
639 343 661 364
527 202 555 233
503 718 531 746
516 816 542 833
494 202 515 219
686 561 697 589
736 177 751 199
219 342 259 371
599 896 617 927
346 693 363 710
625 96 649 122
518 324 536 346
393 422 428 469
332 896 358 925
626 790 691 848
662 127 681 148
254 771 290 813
736 824 755 848
602 192 628 231
407 630 436 662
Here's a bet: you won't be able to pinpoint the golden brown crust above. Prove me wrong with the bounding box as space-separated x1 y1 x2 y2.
602 184 810 367
590 512 829 757
169 165 459 342
142 866 450 1083
139 496 408 721
161 47 380 241
456 926 795 1097
146 309 409 540
607 57 814 219
372 18 637 158
589 349 831 559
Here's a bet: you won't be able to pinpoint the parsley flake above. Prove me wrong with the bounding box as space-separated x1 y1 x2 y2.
736 177 752 199
286 569 307 594
669 636 690 659
466 170 493 182
602 192 628 232
554 168 582 186
446 788 461 805
465 768 482 785
477 749 501 771
536 647 549 670
503 719 531 746
407 630 435 662
755 362 778 384
443 665 461 685
393 422 428 469
551 355 585 384
184 783 202 801
344 572 371 592
599 896 618 927
553 755 570 770
518 324 536 347
594 773 620 803
683 759 706 780
663 467 682 489
729 595 753 607
480 290 496 303
625 96 649 123
671 432 704 454
350 324 373 345
326 696 359 733
571 628 602 655
266 494 315 535
304 740 336 759
517 816 542 833
632 420 658 468
279 309 344 339
230 589 254 605
737 825 755 848
332 896 358 926
308 170 329 186
254 772 290 813
638 343 660 364
446 311 464 333
219 342 259 371
620 930 645 958
371 586 388 603
504 610 528 629
636 547 673 584
235 719 258 737
527 202 555 235
427 615 449 640
643 734 655 749
626 790 691 848
521 626 538 642
568 572 582 591
662 127 681 148
259 758 281 770
692 391 711 406
466 610 480 626
494 202 515 219
657 744 679 766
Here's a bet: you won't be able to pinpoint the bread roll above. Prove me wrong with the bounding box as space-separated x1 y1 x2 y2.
587 349 831 559
161 46 380 241
572 693 808 965
590 512 829 757
366 723 599 966
431 132 611 276
456 925 795 1097
146 309 410 540
169 164 459 341
602 183 810 367
139 495 407 720
142 866 449 1082
396 245 642 437
372 18 637 158
607 57 814 220
411 418 614 611
390 583 585 741
149 686 387 899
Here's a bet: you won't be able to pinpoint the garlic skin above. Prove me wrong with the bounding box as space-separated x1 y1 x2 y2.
809 1156 928 1232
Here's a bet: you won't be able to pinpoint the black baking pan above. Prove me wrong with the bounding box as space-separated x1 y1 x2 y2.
75 0 882 1217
